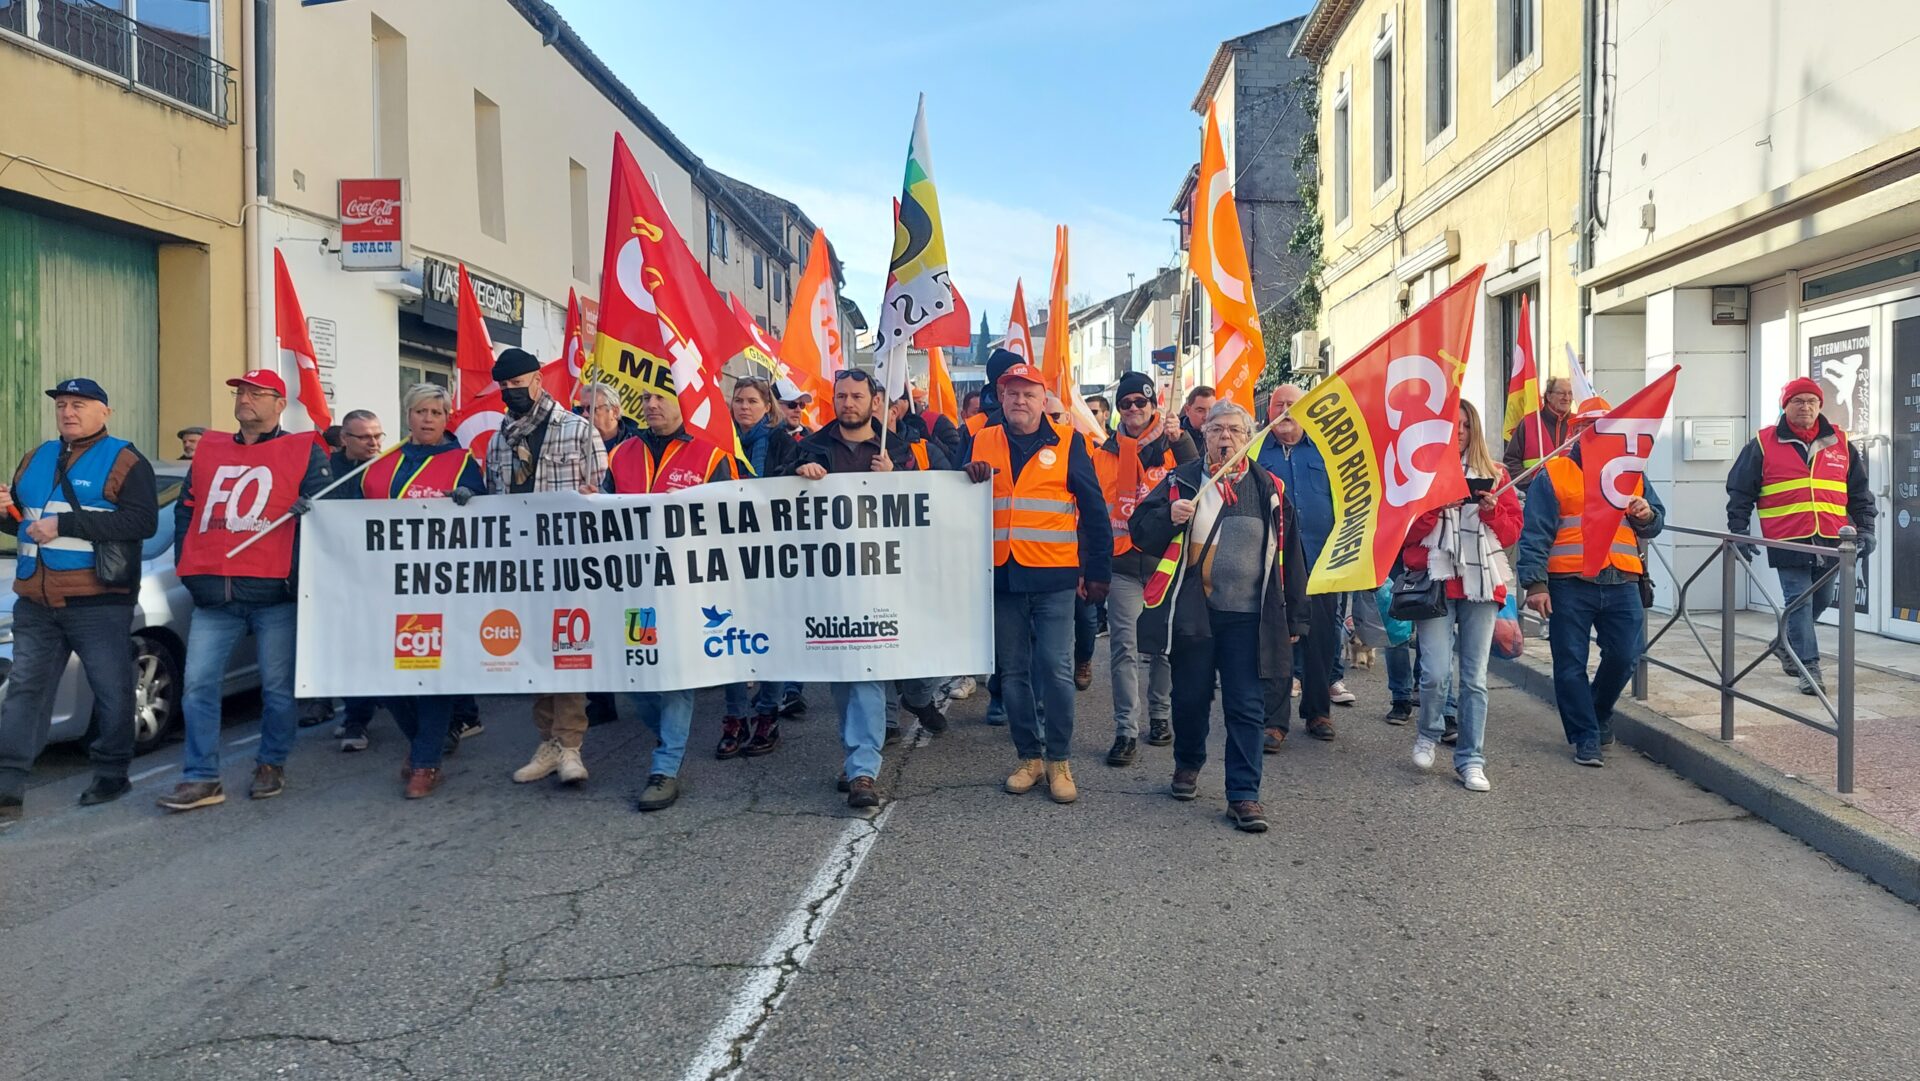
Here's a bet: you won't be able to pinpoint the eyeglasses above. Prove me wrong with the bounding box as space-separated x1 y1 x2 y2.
1204 425 1251 437
231 388 282 401
1786 395 1822 407
1119 396 1152 410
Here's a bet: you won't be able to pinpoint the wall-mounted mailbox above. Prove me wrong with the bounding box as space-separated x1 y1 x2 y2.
1683 418 1738 461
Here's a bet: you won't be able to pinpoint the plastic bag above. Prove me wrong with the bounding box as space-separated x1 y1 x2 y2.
1373 583 1413 647
1491 590 1524 660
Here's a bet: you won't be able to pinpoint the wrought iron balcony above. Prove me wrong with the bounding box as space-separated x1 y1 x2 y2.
0 0 236 124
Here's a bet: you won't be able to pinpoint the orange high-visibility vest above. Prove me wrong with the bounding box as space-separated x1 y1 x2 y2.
362 446 472 499
970 420 1078 569
1545 457 1642 575
606 436 728 494
1094 433 1176 556
908 441 930 471
1754 425 1851 541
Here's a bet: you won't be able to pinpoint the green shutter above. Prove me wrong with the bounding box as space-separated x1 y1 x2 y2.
0 205 158 475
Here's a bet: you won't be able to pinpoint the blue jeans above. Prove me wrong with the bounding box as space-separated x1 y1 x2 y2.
182 602 298 782
1170 610 1267 803
1776 564 1835 670
1074 596 1099 665
994 588 1077 760
387 696 454 768
1546 579 1644 749
1416 598 1495 770
0 598 136 797
627 689 695 777
897 676 939 710
723 681 782 717
833 681 887 780
1387 641 1414 702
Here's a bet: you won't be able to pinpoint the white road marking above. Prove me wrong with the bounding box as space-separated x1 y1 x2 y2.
680 805 894 1081
228 733 262 747
129 764 173 782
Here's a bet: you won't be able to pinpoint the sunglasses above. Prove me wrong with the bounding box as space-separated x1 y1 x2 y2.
834 370 876 385
1119 396 1152 409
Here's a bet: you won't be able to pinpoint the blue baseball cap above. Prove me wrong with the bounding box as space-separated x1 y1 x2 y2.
47 378 109 405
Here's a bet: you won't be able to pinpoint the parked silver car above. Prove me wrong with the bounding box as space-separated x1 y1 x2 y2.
0 463 257 754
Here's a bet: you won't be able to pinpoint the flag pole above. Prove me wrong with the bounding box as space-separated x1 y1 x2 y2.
223 443 399 558
1199 404 1293 490
1491 428 1583 500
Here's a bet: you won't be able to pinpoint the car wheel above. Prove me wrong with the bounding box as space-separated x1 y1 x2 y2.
132 635 182 754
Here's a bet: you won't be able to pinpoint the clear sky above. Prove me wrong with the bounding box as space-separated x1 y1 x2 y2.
550 0 1315 332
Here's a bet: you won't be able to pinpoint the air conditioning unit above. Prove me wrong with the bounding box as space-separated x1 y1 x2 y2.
1290 330 1323 373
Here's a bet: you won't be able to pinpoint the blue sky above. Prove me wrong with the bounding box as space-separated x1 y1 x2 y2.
551 0 1314 330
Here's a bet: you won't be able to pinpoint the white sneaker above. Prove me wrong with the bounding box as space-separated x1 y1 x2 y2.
1457 764 1491 792
512 740 564 783
1412 737 1438 770
557 746 589 784
1329 681 1356 705
943 675 976 701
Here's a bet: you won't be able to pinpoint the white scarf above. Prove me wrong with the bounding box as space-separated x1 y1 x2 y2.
1420 463 1510 603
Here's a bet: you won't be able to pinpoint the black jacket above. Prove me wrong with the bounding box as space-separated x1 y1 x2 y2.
174 428 332 607
1725 414 1876 569
738 418 801 479
1094 422 1199 580
323 448 380 500
798 418 927 475
1130 459 1308 679
908 410 965 466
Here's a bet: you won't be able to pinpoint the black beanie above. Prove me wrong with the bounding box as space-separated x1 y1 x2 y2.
1115 370 1155 403
985 348 1025 385
491 347 541 383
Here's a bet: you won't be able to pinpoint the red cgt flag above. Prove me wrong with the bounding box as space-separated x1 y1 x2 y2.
454 264 497 406
543 287 587 407
1580 366 1679 575
1292 265 1487 593
589 133 750 462
272 249 333 441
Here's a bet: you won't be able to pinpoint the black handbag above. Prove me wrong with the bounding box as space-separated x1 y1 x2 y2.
57 468 141 592
1388 568 1448 622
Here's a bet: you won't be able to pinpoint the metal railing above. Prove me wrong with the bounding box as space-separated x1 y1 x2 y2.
5 0 235 123
1632 523 1858 792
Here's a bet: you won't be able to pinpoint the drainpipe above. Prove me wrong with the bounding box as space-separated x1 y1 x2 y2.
1577 0 1595 360
241 0 261 374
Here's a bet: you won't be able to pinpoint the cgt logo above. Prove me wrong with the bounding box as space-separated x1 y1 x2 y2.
479 609 521 657
624 607 659 667
701 607 769 658
551 608 594 671
394 614 444 670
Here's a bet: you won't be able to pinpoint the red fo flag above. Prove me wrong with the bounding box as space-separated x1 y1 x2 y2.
1291 265 1487 593
589 133 750 461
1580 366 1679 576
454 264 497 406
543 287 587 407
271 250 333 438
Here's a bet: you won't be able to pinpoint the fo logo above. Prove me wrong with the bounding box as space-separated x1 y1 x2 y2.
479 609 522 657
393 614 444 670
551 608 594 671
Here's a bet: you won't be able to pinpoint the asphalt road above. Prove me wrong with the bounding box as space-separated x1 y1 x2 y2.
3 651 1918 1081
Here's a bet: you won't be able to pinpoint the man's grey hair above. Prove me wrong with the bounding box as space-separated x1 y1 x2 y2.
1203 400 1255 431
341 408 379 426
579 382 621 411
400 383 452 416
1543 376 1573 395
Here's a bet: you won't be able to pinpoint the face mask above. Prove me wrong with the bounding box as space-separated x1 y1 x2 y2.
502 386 535 415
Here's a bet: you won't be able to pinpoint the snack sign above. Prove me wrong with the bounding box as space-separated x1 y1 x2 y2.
338 178 405 270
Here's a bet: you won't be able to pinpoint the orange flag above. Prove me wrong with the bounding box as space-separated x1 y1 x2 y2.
271 249 333 438
1192 101 1267 414
778 229 845 422
590 133 749 461
926 346 959 425
1003 279 1037 364
1042 226 1106 446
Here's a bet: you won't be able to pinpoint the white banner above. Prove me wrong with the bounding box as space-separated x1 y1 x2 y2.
294 473 993 696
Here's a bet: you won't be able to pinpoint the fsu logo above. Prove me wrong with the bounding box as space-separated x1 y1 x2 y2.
394 614 445 670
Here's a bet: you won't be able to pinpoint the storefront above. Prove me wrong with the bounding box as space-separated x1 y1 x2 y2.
397 256 526 400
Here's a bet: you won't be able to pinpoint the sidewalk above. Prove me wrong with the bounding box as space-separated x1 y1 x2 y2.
1634 611 1920 837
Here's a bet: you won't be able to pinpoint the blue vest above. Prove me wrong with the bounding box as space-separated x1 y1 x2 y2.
15 436 129 580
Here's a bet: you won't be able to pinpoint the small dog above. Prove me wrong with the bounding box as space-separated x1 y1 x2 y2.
1347 638 1376 671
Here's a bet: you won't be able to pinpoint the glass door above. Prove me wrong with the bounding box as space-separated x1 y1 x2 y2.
1798 310 1884 637
1878 300 1920 641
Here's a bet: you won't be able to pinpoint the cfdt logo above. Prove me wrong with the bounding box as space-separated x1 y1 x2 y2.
393 614 444 670
624 608 659 667
551 608 594 671
701 605 769 658
479 610 522 656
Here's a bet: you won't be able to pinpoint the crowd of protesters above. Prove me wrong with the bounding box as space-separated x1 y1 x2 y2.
0 350 1874 833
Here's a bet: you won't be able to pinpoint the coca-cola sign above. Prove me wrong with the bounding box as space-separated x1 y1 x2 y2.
338 178 405 270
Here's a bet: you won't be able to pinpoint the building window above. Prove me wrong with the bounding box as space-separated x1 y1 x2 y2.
371 17 408 182
568 159 590 283
753 251 764 290
2 0 234 121
1331 75 1352 225
1497 284 1541 439
1425 0 1455 146
707 208 730 261
1496 0 1538 81
473 91 506 241
1372 27 1394 193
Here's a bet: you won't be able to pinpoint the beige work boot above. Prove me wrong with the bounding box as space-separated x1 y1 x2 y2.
512 740 564 783
556 745 589 784
1005 758 1046 795
1046 760 1078 804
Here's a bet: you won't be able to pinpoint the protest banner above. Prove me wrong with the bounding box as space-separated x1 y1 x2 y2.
294 472 993 697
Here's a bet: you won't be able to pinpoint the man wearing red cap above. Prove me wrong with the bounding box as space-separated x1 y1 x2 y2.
967 360 1110 804
1725 377 1876 695
159 369 332 812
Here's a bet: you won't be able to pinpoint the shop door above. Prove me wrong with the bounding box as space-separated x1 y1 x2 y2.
1878 301 1920 641
1798 309 1896 639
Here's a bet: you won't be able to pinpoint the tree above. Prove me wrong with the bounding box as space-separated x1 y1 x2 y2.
973 313 991 365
